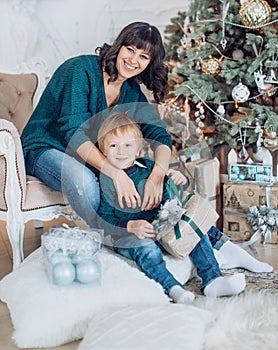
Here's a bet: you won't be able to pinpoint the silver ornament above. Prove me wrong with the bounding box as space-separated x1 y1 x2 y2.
232 82 250 102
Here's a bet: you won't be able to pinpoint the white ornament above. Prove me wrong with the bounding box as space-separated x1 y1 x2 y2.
232 82 250 102
254 71 267 89
217 104 225 115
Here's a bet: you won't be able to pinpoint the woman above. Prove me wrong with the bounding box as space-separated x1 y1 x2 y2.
21 22 172 226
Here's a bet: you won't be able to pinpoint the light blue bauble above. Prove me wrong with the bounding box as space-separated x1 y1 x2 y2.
52 261 75 286
48 251 71 265
76 259 100 284
238 173 246 181
231 166 240 174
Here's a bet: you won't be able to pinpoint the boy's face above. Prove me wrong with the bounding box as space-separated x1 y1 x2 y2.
102 130 141 169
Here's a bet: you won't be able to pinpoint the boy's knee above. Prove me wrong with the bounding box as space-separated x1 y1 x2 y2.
137 240 162 262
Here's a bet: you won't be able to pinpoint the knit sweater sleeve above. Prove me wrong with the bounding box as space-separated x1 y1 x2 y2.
96 177 131 238
118 86 172 152
55 56 97 152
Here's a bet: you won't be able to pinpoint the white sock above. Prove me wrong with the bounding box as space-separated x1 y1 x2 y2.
204 273 246 298
169 285 195 304
220 241 273 273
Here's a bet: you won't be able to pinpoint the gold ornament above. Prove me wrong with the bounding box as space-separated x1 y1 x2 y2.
201 57 221 76
263 136 278 152
264 129 278 152
239 0 272 28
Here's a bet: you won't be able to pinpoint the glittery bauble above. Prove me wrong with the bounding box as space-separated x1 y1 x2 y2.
239 0 272 28
201 58 221 76
76 259 100 284
52 261 75 286
232 82 250 102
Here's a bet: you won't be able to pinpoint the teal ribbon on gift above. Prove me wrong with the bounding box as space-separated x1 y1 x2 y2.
165 177 183 206
165 179 204 240
179 215 204 239
174 213 204 240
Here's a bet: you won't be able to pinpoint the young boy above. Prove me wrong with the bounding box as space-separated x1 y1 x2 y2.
95 112 271 303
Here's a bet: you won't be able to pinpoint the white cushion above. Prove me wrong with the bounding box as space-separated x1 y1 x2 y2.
78 304 212 350
0 247 194 348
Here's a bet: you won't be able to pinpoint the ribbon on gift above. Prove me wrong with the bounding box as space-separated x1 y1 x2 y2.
165 177 193 207
158 178 205 240
178 214 204 239
165 177 183 206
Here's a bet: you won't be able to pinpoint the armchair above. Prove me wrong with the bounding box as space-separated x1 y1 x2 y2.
0 58 75 269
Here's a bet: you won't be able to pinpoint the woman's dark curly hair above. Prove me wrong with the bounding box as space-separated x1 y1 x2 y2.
96 22 168 103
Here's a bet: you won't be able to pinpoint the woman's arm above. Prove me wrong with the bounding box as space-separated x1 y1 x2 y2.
77 141 141 209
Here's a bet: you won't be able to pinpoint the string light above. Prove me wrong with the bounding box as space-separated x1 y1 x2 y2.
166 83 277 130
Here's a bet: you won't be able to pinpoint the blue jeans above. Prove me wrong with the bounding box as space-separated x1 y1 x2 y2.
113 227 228 295
34 149 100 227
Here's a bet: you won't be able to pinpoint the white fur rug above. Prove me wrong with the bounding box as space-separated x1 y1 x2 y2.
195 291 278 350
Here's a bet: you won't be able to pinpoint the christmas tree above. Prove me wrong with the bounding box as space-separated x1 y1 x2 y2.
162 0 278 169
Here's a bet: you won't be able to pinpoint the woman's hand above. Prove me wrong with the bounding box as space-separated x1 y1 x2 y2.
112 170 141 209
141 144 171 211
127 220 157 239
167 169 189 186
141 166 164 211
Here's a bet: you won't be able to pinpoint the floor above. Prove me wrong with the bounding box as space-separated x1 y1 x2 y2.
0 219 278 350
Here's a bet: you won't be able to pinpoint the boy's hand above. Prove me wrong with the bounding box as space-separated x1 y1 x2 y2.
167 169 189 186
127 220 157 239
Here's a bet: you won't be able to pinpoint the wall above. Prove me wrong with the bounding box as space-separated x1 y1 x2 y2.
0 0 190 74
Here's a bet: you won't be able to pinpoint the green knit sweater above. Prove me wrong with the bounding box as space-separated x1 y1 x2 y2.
21 54 172 175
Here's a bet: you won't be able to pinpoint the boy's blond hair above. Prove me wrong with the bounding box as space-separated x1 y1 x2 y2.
98 112 143 152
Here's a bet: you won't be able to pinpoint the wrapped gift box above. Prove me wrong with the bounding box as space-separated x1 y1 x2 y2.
183 158 220 213
154 192 219 259
223 182 278 243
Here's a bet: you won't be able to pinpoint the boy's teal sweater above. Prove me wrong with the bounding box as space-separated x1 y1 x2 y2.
96 158 169 241
21 55 172 175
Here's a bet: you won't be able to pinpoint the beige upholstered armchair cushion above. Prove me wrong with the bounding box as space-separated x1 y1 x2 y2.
0 60 75 269
0 72 37 134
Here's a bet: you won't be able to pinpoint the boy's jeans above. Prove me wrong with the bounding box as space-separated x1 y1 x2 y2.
114 229 226 295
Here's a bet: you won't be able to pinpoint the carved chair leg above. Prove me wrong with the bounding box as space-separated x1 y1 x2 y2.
6 220 25 269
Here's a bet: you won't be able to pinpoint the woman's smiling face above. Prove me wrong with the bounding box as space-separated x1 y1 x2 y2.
116 45 151 80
